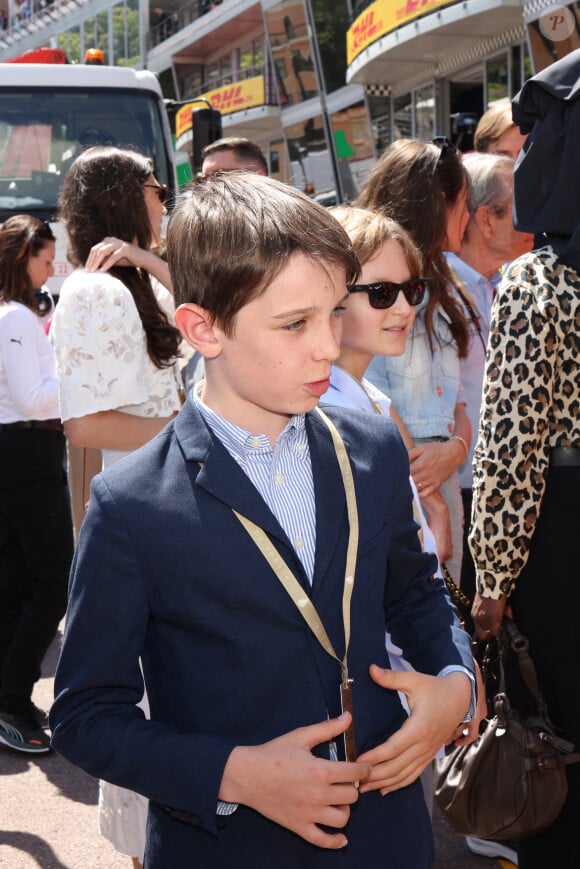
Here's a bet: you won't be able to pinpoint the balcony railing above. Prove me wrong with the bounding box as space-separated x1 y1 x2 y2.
148 0 223 49
0 0 91 50
180 62 280 108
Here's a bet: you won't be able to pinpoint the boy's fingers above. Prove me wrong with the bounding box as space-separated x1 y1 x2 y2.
294 713 370 781
299 711 351 748
305 826 348 849
368 664 415 694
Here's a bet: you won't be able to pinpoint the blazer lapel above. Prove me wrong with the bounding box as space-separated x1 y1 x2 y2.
306 411 348 596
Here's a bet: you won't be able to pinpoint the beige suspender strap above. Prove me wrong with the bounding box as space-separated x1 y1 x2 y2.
232 407 359 683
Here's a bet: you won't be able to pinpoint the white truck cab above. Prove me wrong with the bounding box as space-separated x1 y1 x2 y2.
0 63 176 296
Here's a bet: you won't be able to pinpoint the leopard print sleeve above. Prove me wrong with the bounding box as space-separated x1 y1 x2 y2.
469 247 580 599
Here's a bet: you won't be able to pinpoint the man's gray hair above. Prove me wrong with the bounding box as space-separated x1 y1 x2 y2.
462 152 514 216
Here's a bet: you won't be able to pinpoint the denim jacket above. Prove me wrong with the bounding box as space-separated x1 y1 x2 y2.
365 295 464 439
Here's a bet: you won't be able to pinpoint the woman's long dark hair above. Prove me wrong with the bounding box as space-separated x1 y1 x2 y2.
356 138 469 357
59 146 180 368
0 215 55 312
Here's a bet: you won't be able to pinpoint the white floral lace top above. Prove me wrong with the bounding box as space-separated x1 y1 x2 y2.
51 269 182 426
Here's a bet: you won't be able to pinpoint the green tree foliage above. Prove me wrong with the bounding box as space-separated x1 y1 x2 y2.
311 0 350 94
57 0 140 67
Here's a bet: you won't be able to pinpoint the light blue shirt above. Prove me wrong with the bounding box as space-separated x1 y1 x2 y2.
365 293 465 440
194 390 316 581
446 252 499 488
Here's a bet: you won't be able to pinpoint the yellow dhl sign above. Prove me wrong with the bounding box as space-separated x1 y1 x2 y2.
347 0 459 65
175 76 265 139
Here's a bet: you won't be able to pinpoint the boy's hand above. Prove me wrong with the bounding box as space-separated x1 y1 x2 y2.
219 712 370 849
357 666 471 795
451 657 486 746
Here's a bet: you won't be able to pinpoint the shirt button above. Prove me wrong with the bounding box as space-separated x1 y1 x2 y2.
274 473 285 485
294 537 304 549
436 385 443 397
250 437 261 448
296 443 306 453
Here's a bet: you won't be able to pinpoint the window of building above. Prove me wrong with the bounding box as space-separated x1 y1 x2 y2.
285 115 334 196
330 99 374 199
239 39 264 79
414 85 434 142
393 93 412 140
265 1 320 105
486 52 509 105
178 65 205 99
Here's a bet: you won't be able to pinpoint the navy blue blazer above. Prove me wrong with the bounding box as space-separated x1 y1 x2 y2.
51 399 473 868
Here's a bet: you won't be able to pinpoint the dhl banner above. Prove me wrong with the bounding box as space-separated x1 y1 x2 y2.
175 76 265 139
347 0 459 65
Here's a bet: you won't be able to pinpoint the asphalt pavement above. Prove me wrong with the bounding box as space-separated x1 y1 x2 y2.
1 627 502 868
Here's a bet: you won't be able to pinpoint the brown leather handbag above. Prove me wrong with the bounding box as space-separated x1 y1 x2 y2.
434 617 580 840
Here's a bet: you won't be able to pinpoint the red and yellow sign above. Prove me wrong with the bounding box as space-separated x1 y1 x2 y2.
175 76 265 139
347 0 459 65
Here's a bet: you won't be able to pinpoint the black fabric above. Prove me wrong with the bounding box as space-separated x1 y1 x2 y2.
509 467 580 868
459 488 476 637
0 429 73 708
511 48 580 271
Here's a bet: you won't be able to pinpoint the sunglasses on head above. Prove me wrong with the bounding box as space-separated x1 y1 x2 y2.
349 278 427 309
431 135 458 166
144 183 169 205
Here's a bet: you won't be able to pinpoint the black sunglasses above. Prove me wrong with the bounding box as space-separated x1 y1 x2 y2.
432 135 458 165
349 278 427 309
144 183 169 205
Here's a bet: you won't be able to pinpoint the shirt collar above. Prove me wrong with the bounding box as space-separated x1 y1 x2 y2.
193 382 306 458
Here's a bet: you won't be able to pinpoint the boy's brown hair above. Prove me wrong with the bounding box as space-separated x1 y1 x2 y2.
330 206 423 276
167 172 360 335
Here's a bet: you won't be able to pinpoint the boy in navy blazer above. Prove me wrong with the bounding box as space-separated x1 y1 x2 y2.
52 174 475 868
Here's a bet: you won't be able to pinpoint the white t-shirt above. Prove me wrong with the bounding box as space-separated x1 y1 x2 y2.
0 300 60 422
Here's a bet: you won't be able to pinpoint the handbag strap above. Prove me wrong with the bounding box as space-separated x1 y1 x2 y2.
502 617 547 715
499 617 580 762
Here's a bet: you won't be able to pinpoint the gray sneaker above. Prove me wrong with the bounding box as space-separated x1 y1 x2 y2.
466 836 518 865
0 710 52 754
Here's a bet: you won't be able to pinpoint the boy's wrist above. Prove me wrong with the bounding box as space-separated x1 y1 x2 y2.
219 744 259 806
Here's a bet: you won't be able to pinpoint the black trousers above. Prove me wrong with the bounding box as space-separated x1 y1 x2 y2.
0 428 74 709
507 467 580 868
460 488 476 636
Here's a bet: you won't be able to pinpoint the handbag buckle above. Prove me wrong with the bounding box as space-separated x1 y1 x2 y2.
537 754 560 772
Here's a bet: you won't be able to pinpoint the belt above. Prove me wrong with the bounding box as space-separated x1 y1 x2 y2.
550 446 580 468
0 418 63 432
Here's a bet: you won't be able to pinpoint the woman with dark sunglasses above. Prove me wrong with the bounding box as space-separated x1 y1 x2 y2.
51 146 182 869
357 138 471 588
321 205 485 814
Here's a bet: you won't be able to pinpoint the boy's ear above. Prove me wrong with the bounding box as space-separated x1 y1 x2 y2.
175 304 223 359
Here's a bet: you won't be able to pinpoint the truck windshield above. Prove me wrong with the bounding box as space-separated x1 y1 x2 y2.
0 87 173 222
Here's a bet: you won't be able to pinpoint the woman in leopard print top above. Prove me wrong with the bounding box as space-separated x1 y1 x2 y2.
469 50 580 869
